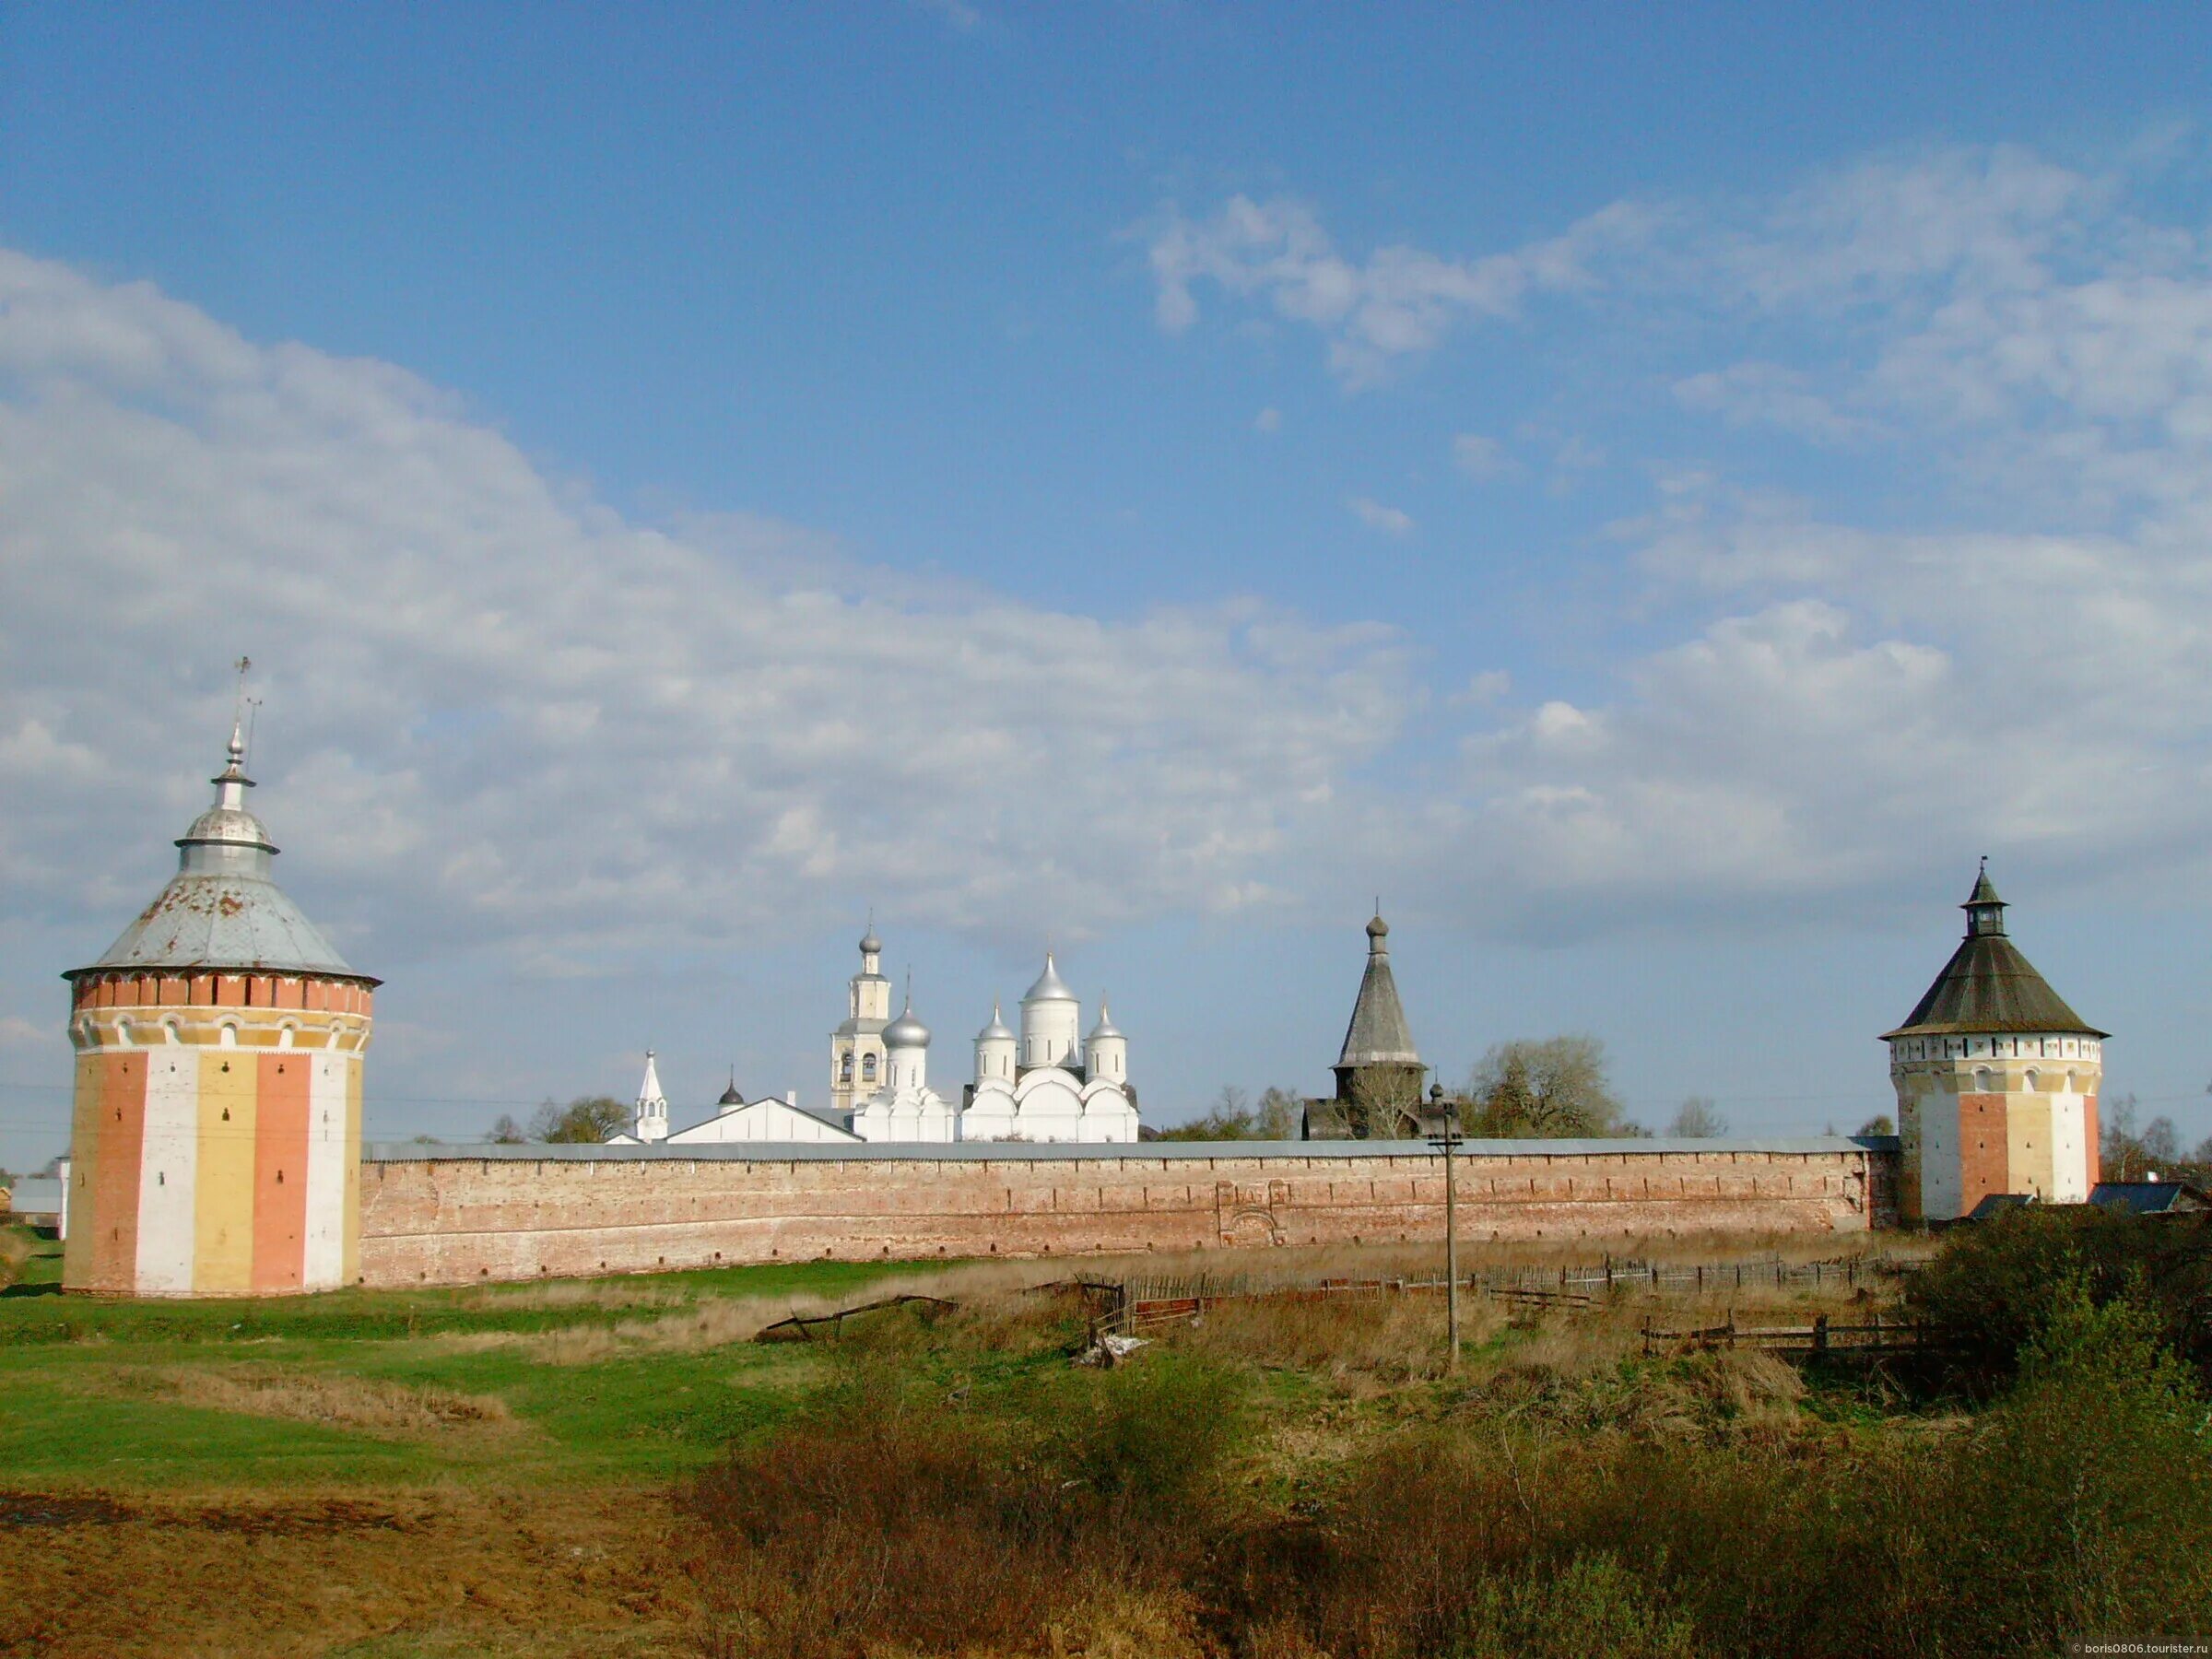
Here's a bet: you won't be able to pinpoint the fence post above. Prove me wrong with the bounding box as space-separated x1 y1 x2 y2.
1813 1313 1830 1357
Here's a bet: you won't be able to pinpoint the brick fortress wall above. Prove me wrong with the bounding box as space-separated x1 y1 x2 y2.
357 1139 1899 1288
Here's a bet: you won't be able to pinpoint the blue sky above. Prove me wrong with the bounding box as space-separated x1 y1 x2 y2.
5 5 2212 1166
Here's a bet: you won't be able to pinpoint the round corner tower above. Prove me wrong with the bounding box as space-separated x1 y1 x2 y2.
62 713 377 1296
1883 864 2102 1222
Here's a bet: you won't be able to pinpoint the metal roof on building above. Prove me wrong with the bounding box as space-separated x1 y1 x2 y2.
69 723 368 982
2087 1182 2209 1216
364 1134 1884 1165
81 872 358 978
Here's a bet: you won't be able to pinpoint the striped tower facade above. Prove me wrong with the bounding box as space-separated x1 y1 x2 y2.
62 715 376 1296
1884 865 2103 1223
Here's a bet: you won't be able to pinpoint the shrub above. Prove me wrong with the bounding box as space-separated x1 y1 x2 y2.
1456 1554 1698 1659
684 1354 1252 1657
1921 1277 2212 1653
1905 1206 2212 1390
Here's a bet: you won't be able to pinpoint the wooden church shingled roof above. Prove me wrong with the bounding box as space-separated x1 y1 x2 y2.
1336 912 1420 1067
1883 867 2104 1041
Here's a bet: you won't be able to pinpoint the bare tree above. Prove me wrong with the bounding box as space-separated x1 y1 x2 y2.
1157 1086 1256 1141
487 1113 528 1144
1666 1097 1729 1137
2101 1093 2146 1181
1465 1037 1636 1137
1255 1087 1303 1140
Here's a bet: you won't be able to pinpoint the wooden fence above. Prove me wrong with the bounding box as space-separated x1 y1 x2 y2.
1072 1252 1924 1345
1641 1311 1954 1359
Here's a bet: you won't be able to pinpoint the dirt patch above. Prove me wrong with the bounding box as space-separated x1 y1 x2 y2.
94 1365 516 1437
0 1490 137 1528
1 1487 691 1659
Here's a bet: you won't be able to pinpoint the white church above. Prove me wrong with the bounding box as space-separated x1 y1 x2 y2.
841 924 1141 1143
609 924 1141 1145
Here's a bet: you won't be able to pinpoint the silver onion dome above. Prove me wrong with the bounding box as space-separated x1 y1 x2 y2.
883 1002 931 1050
1023 951 1075 1003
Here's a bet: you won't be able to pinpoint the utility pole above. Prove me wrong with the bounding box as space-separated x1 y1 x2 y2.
1426 1081 1463 1371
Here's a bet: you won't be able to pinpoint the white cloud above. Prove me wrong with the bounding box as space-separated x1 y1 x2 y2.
1452 669 1512 706
0 253 1416 973
1218 142 2212 932
1673 361 1879 444
0 1016 47 1052
1253 406 1282 433
1347 496 1416 535
1451 432 1512 478
1145 194 1656 386
18 136 2212 978
913 0 981 31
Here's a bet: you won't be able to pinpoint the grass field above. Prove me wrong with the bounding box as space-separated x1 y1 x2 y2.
1 1223 950 1656
3 1218 2202 1658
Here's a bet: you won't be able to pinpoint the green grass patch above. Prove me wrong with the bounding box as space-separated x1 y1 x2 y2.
0 1255 947 1492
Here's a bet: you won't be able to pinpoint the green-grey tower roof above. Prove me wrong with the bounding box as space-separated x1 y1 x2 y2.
1883 863 2101 1041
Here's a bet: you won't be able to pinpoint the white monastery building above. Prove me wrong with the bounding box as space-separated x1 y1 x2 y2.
606 927 1141 1147
840 932 1141 1144
609 1051 858 1146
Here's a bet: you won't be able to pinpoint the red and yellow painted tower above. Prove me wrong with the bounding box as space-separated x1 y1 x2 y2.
62 712 377 1296
1884 865 2102 1223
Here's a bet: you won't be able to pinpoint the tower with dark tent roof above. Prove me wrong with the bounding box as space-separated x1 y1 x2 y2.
1883 863 2104 1221
1306 910 1429 1138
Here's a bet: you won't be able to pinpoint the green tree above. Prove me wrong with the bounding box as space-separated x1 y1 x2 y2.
1465 1036 1637 1137
530 1095 630 1144
1856 1112 1895 1136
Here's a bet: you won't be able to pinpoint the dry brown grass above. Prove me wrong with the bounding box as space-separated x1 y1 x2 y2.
100 1366 516 1437
1174 1290 1507 1388
443 1257 1087 1366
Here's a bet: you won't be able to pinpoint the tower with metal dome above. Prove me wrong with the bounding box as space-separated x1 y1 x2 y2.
1883 864 2104 1221
62 699 377 1296
959 947 1140 1142
1018 951 1080 1069
829 919 893 1117
849 992 958 1140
